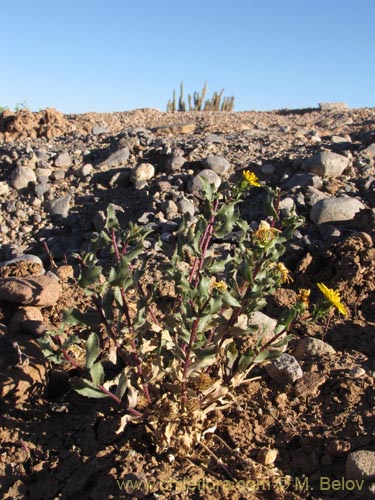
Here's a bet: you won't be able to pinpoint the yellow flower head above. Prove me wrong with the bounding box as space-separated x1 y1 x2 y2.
317 283 347 316
276 263 294 284
242 170 261 187
253 220 280 246
297 288 310 307
212 280 227 292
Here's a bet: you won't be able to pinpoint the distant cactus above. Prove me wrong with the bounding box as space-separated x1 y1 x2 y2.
188 82 207 111
221 96 235 112
204 89 225 111
166 89 177 112
167 82 234 112
178 82 186 112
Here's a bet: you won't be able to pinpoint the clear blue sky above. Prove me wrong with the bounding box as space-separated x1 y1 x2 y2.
2 0 374 113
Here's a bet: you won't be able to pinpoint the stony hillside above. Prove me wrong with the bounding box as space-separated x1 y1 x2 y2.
1 104 375 500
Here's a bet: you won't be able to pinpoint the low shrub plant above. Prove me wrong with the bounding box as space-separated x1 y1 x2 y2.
40 172 345 456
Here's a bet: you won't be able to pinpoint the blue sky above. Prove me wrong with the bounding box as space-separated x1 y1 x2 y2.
2 0 375 113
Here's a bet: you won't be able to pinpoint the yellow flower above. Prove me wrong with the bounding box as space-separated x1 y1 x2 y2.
297 288 310 307
212 280 227 291
253 221 280 246
242 170 261 187
276 263 293 284
317 283 347 316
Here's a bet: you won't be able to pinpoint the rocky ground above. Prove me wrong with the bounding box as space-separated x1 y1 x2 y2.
0 103 375 500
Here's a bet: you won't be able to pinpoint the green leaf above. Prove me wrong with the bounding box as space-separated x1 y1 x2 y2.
264 186 279 220
61 334 81 350
113 286 123 307
91 234 111 253
85 332 101 369
63 308 102 328
38 338 65 364
90 361 105 385
78 264 102 288
236 218 249 234
194 344 218 359
253 350 282 363
197 313 214 334
275 309 297 334
238 347 255 371
214 202 237 238
221 291 241 308
198 274 212 299
108 255 130 287
226 341 238 370
70 378 108 398
124 241 145 262
269 334 294 348
115 370 128 400
105 204 120 230
102 288 115 321
207 254 232 274
186 356 216 377
208 295 223 315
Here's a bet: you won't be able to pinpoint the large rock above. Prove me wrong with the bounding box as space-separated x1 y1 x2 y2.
0 255 44 278
310 197 366 224
8 306 47 337
0 273 61 306
167 155 186 173
203 155 231 176
10 166 37 190
97 147 130 168
248 311 278 344
293 337 336 360
188 169 221 197
302 151 349 177
266 353 303 385
45 195 72 217
130 163 155 183
54 151 72 168
177 197 195 216
0 254 43 268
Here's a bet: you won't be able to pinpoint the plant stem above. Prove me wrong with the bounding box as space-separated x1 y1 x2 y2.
181 316 200 405
128 330 152 405
55 334 143 416
92 294 119 345
97 385 143 417
111 228 121 261
189 199 219 287
136 282 159 325
111 227 152 405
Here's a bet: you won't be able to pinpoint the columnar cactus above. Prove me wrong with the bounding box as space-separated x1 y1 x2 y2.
167 83 234 112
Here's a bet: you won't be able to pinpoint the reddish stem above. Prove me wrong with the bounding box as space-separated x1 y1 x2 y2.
55 335 82 370
55 335 143 417
111 230 152 405
92 294 119 345
97 385 143 417
111 228 121 261
191 200 219 288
